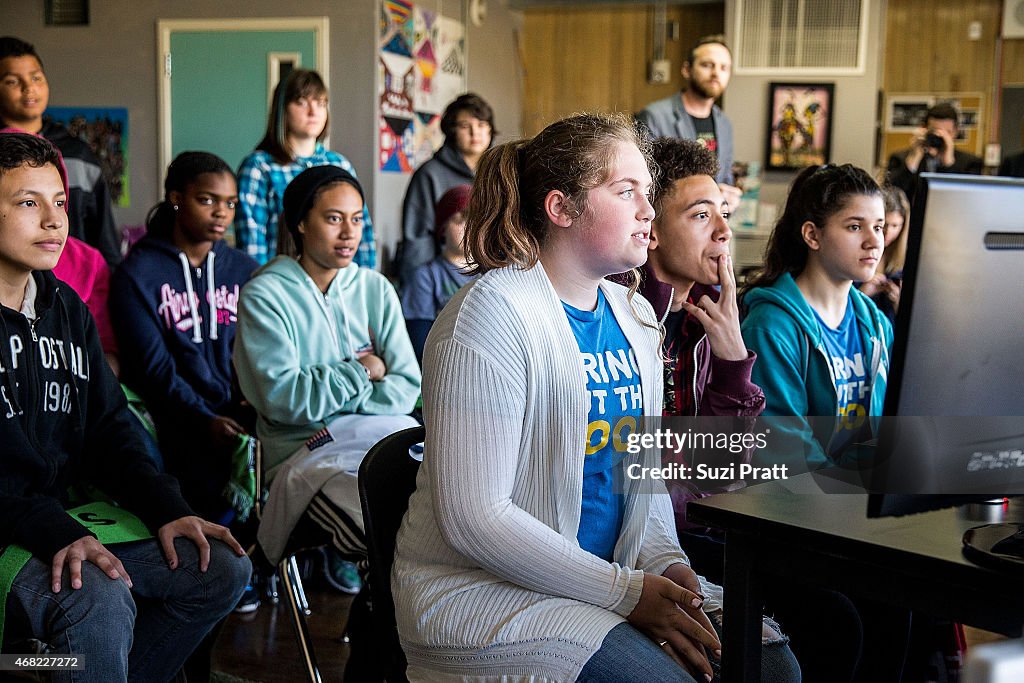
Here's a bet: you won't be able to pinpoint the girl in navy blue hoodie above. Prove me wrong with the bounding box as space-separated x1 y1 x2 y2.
110 152 259 519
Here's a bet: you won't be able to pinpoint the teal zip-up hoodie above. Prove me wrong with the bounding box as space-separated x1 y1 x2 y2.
741 272 893 470
234 257 421 471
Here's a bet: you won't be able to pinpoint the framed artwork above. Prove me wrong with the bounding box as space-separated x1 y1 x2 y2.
765 83 834 170
45 106 130 207
886 95 932 132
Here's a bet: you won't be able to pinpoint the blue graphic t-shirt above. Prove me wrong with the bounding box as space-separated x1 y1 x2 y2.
563 289 643 561
813 300 871 457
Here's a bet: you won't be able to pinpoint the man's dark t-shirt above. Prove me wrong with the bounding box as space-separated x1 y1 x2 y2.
690 114 718 154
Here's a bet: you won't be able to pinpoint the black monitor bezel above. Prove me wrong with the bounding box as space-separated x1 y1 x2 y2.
867 173 1022 517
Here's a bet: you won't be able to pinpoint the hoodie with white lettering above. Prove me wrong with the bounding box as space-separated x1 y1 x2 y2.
109 236 257 515
110 235 258 429
1 270 193 561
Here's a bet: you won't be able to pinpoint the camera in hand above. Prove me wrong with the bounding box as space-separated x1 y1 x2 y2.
922 132 945 151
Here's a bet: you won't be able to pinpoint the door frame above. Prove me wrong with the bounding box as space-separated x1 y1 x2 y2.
156 17 330 177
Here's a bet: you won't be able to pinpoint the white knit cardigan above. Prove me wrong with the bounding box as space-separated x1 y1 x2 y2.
392 263 696 682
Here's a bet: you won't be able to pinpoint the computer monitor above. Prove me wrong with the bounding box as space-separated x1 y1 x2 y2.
866 173 1024 567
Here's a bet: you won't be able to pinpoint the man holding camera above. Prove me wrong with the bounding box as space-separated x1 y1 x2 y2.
886 102 983 201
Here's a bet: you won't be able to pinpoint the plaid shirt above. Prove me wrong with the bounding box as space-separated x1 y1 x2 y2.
235 146 376 267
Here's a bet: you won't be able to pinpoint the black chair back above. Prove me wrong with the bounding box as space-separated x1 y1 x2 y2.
358 426 424 682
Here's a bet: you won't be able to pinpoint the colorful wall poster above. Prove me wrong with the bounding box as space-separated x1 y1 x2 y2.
379 0 465 172
45 106 130 207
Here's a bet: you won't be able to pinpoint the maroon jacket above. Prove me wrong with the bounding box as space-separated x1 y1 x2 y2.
634 261 765 529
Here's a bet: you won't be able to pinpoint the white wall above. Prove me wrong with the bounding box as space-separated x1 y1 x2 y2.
6 0 523 268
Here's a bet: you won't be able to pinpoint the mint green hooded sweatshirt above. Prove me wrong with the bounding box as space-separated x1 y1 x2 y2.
234 256 421 471
741 272 893 471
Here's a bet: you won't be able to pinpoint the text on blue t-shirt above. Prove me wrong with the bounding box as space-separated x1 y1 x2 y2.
563 289 643 561
813 299 871 457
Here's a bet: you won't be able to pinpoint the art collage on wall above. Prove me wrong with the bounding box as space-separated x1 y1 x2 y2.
379 0 466 173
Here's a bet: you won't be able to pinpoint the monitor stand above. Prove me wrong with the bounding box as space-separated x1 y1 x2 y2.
963 523 1024 571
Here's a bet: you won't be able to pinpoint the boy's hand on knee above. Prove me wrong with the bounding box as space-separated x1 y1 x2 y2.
51 537 133 593
158 516 246 572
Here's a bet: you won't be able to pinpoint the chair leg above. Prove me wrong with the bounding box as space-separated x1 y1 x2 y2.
266 570 280 604
289 555 312 615
279 555 323 683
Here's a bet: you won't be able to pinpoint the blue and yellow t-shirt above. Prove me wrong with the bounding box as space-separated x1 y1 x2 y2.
813 301 871 457
563 289 643 561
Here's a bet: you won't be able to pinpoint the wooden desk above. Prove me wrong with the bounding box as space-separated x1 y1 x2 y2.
687 473 1024 683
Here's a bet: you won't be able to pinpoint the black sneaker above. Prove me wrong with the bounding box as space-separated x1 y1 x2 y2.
234 577 261 614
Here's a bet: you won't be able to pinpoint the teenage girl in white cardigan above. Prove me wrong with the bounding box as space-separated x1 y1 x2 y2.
391 113 800 682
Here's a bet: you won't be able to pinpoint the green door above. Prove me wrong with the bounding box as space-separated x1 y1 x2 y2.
169 30 318 171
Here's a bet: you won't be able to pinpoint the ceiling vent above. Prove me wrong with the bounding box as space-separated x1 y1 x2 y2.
45 0 89 26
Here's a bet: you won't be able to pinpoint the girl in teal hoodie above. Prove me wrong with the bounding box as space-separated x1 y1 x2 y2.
741 164 893 472
740 164 909 682
233 166 419 574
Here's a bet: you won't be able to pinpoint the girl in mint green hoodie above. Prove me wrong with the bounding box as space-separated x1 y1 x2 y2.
234 166 419 569
741 164 893 471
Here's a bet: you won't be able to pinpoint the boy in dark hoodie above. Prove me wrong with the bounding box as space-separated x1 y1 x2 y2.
641 139 876 682
398 93 494 284
0 131 249 680
639 138 764 532
110 152 259 521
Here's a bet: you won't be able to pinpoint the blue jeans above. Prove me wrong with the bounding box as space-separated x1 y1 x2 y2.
578 619 801 683
7 537 251 683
